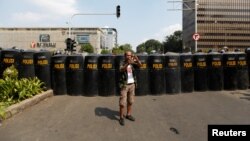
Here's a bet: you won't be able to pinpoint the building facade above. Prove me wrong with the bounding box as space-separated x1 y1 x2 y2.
101 28 117 50
0 27 117 54
183 0 250 52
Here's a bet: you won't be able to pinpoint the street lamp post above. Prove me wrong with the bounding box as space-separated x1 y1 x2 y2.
194 0 198 52
68 13 117 39
167 0 198 52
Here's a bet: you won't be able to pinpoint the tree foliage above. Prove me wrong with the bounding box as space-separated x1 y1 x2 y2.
112 47 124 55
101 49 111 54
136 39 162 54
145 39 162 54
163 30 183 53
119 44 133 52
136 43 146 53
80 43 94 53
112 43 134 55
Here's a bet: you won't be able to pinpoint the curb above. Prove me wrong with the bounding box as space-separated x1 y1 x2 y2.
4 89 54 120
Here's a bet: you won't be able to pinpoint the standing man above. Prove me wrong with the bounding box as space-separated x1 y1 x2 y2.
119 51 141 126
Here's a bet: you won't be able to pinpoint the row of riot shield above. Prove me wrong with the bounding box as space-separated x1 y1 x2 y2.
51 55 116 96
116 52 249 95
0 49 52 90
0 50 249 96
128 52 248 94
180 52 249 92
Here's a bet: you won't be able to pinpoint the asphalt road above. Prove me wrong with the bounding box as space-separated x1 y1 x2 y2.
0 90 250 141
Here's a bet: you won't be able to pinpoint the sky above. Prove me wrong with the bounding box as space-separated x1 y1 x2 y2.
0 0 182 50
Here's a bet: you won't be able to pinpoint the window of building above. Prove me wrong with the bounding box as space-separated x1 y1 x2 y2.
76 35 90 44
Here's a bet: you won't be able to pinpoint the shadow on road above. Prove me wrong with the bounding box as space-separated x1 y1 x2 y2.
230 91 250 101
95 107 119 121
240 93 250 101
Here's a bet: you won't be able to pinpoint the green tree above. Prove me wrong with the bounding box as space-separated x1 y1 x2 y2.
119 44 133 52
101 49 111 54
163 30 183 53
136 43 146 53
143 39 162 54
80 43 94 53
112 47 124 55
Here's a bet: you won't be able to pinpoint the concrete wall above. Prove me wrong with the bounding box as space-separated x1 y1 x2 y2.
0 27 105 53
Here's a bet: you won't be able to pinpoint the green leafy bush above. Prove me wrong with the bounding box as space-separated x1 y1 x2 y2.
0 65 44 119
15 77 43 101
3 65 18 79
0 102 8 120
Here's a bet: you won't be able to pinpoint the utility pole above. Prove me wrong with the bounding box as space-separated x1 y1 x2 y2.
194 0 198 52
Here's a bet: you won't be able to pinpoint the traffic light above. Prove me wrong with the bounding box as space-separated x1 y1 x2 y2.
66 38 72 51
70 39 77 52
65 38 77 53
116 5 120 18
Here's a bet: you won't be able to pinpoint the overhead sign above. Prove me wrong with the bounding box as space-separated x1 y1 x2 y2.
36 34 56 48
193 33 200 41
